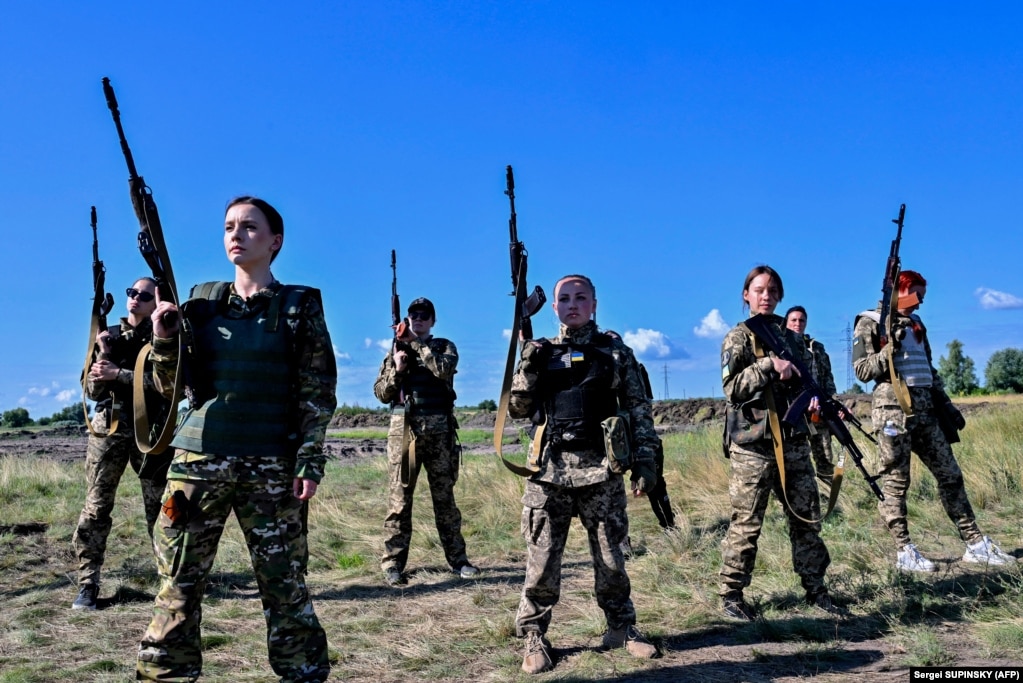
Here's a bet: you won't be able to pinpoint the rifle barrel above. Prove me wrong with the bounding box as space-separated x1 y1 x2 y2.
101 77 140 181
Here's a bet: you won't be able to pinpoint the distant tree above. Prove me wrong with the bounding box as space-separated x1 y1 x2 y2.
846 383 865 395
1 407 33 428
985 348 1023 393
49 404 87 425
937 339 979 396
477 399 498 412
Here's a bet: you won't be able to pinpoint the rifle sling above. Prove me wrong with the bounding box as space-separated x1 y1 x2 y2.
82 314 118 438
885 287 914 417
752 335 833 524
400 407 417 488
494 265 540 477
131 338 181 459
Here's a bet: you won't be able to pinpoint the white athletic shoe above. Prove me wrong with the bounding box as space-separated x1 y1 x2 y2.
963 536 1015 567
897 543 937 573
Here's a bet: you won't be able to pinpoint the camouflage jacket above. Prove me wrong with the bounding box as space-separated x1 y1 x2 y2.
804 335 837 397
150 281 337 483
721 314 813 451
84 316 165 425
509 320 658 487
373 335 458 434
852 305 949 408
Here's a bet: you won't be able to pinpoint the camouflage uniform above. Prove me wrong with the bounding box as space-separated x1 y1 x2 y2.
853 308 983 549
137 281 336 683
373 335 470 574
804 335 837 491
509 320 659 637
72 316 169 588
719 315 831 600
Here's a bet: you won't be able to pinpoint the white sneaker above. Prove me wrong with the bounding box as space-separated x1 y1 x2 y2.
897 543 937 572
963 536 1015 567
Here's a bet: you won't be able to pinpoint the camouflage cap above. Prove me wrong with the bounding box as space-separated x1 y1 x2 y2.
408 297 436 319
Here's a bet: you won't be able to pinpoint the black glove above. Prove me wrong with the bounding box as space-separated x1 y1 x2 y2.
945 403 966 431
630 461 657 494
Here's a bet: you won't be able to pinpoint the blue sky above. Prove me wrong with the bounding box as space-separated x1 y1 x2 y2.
2 2 1021 417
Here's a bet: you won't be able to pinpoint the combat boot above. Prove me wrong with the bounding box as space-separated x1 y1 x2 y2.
601 625 658 658
71 583 98 611
521 631 553 674
721 592 756 621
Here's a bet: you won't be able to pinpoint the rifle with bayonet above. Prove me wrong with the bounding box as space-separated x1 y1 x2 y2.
101 77 182 456
744 313 885 502
81 206 119 436
495 165 547 475
878 203 913 416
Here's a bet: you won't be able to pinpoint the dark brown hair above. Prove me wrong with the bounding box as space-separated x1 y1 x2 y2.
226 196 284 263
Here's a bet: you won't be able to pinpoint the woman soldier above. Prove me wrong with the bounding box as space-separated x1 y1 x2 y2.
508 274 659 674
136 197 337 682
718 265 839 621
72 276 169 611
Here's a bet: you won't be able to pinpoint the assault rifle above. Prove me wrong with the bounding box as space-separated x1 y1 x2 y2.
877 203 913 416
101 77 181 456
879 204 905 350
390 249 410 350
81 206 118 435
495 166 547 475
744 314 885 501
505 166 547 339
89 206 115 356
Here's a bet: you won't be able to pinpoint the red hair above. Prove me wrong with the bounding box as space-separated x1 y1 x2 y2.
898 270 926 291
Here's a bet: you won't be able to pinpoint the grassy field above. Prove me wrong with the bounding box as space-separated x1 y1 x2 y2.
2 404 1023 681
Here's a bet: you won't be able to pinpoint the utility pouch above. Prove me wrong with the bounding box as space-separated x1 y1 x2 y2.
601 412 632 474
726 392 769 446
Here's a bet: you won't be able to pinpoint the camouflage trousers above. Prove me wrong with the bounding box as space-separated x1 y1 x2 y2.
873 388 981 549
71 424 166 586
515 476 635 636
137 478 329 683
719 439 830 597
381 419 468 572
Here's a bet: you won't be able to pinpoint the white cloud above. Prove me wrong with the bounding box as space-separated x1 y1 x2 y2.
502 328 512 340
623 328 672 358
693 309 730 338
975 287 1023 310
363 338 374 348
375 339 391 353
56 389 76 403
332 344 351 361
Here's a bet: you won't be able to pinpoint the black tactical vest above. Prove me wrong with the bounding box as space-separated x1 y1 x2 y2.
400 352 456 414
540 335 619 450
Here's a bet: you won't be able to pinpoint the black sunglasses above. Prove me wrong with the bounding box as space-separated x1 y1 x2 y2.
408 310 432 321
126 287 156 303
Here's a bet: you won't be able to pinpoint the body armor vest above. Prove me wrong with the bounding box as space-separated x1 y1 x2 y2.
400 355 456 414
172 282 310 458
541 336 619 449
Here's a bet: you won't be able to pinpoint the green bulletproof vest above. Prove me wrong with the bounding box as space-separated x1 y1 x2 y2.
171 282 311 458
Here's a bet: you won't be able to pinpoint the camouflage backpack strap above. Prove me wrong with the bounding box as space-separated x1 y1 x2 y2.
748 329 828 525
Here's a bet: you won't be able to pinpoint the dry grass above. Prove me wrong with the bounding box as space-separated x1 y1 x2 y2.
2 404 1023 681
